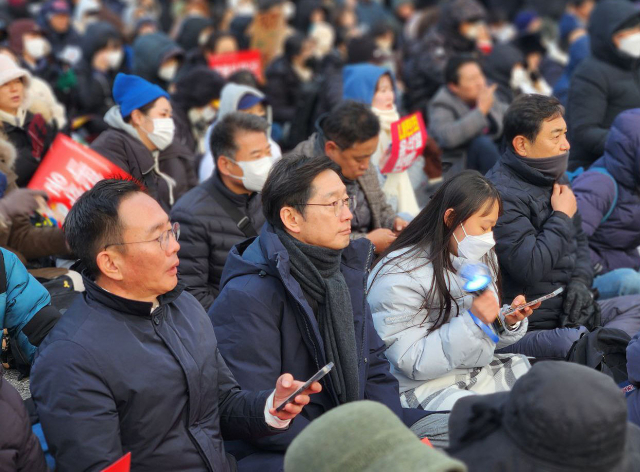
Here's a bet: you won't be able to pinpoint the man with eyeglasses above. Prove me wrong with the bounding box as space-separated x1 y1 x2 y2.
208 154 438 470
30 179 321 472
171 112 273 311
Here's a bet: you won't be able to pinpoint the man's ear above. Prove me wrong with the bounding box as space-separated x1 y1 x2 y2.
324 140 340 160
443 208 455 228
95 249 125 282
280 206 304 234
512 136 528 157
447 82 459 96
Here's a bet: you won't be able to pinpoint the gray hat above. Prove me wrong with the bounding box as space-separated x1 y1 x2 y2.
448 361 640 472
284 401 467 472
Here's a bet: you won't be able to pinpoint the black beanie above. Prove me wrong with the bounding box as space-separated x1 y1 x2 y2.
172 66 225 109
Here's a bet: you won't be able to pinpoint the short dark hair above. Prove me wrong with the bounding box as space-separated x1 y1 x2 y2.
123 99 157 123
64 179 144 278
262 153 342 230
503 94 565 145
445 54 480 85
321 101 380 150
284 32 305 62
210 112 269 164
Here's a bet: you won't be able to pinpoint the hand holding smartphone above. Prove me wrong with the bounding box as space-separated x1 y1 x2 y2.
503 288 564 317
275 362 333 413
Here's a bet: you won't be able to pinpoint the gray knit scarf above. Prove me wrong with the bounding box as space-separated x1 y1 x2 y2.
276 227 360 404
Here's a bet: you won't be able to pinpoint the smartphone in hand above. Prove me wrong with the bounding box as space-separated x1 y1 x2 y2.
274 362 334 413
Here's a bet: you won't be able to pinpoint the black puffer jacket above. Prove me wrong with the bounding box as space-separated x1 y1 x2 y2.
170 172 265 311
402 0 486 113
265 56 304 124
0 373 47 472
486 148 593 330
91 107 197 211
567 0 640 170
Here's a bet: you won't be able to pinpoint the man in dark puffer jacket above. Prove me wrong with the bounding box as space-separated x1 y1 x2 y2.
566 0 640 170
486 94 640 359
170 113 271 310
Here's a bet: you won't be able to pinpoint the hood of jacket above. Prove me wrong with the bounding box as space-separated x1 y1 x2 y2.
484 42 524 88
104 105 144 141
589 0 640 70
436 0 486 52
81 21 121 62
342 63 395 106
596 108 640 189
176 16 212 52
217 83 273 132
132 32 184 85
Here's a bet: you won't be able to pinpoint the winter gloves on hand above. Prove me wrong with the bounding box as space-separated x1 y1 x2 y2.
563 280 601 330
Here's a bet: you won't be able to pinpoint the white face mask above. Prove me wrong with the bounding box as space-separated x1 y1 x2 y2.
145 117 175 150
188 105 217 125
198 30 210 46
158 62 178 82
228 155 273 192
454 222 495 261
106 49 123 70
618 33 640 58
510 66 529 90
24 37 50 59
463 22 483 40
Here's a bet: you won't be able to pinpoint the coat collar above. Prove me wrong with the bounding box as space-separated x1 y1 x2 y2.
501 147 565 188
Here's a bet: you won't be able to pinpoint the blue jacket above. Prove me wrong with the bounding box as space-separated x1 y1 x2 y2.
31 275 275 472
573 109 640 274
342 64 395 105
486 148 593 330
0 248 53 362
628 332 640 426
209 224 429 463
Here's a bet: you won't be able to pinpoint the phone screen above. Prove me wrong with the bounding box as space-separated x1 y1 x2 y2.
503 288 564 317
274 362 334 413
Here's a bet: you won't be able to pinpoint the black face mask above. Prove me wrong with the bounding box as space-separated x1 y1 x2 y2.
518 151 570 180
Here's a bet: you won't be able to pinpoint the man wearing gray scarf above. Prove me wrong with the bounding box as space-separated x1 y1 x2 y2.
209 153 442 469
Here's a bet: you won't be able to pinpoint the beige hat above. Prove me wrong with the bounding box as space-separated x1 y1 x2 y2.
0 54 31 88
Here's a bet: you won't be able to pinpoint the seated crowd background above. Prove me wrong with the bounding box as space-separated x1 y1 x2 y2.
3 0 640 471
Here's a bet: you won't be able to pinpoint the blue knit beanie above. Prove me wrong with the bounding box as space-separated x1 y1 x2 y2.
112 73 170 118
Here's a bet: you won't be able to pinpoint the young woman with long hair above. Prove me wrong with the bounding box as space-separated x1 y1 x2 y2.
367 171 539 411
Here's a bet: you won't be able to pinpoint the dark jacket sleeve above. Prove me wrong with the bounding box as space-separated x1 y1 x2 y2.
171 205 216 310
209 279 310 451
31 340 123 472
494 190 575 286
75 67 109 114
573 172 616 237
7 215 71 261
215 347 279 441
571 212 594 286
1 377 48 472
567 66 609 161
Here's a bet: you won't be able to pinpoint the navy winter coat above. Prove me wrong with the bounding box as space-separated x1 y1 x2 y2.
31 275 275 472
209 224 429 466
486 148 593 330
573 109 640 275
628 331 640 427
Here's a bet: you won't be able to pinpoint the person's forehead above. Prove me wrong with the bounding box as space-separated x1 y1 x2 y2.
310 170 346 199
236 130 268 149
119 193 168 234
153 97 172 112
541 115 567 133
347 137 378 155
459 62 481 77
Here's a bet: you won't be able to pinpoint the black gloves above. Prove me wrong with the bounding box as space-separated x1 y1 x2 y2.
563 280 601 330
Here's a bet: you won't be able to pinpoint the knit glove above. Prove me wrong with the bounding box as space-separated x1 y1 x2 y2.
0 189 48 220
563 280 594 324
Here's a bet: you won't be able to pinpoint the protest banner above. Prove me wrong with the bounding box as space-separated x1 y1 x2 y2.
208 50 263 82
248 5 288 69
28 134 132 226
380 112 428 175
100 452 131 472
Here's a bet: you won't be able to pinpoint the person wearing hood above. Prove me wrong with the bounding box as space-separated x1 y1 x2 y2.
132 32 184 90
553 13 590 106
171 113 273 310
91 73 197 210
448 361 640 472
175 16 214 53
342 63 420 217
265 32 316 131
482 42 525 104
486 94 640 360
171 66 225 157
38 0 82 61
73 21 126 136
572 109 640 299
402 0 490 114
0 56 57 188
428 55 508 178
567 0 640 170
198 83 282 182
8 19 59 88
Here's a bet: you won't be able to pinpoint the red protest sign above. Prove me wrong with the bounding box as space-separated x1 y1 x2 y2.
100 452 131 472
27 134 132 226
208 50 263 82
380 112 428 175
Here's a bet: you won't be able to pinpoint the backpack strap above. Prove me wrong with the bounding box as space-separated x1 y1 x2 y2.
204 182 258 238
590 167 618 224
0 250 7 295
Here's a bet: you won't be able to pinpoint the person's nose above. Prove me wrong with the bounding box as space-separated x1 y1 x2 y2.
342 203 353 222
561 134 571 151
168 234 180 255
